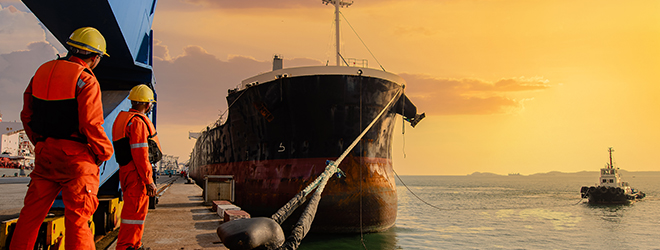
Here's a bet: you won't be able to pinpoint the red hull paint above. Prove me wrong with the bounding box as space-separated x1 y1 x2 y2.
190 156 397 233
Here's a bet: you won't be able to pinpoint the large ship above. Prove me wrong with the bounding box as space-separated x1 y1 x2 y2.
580 148 645 204
188 0 424 233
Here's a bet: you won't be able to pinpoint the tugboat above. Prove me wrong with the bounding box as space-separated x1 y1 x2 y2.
580 147 645 204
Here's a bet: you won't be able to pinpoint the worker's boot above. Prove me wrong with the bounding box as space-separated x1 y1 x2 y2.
127 245 151 250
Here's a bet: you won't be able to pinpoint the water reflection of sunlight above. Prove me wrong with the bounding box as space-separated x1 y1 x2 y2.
495 209 516 218
479 208 581 230
519 208 581 230
436 225 496 234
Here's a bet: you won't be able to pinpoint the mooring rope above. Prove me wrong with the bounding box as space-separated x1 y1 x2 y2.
394 169 589 212
393 168 445 211
275 86 404 250
333 87 403 166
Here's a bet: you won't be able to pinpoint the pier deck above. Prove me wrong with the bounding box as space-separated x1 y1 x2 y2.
108 176 228 249
0 174 227 249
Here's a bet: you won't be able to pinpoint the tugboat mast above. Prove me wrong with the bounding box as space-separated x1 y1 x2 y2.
323 0 353 66
608 147 614 169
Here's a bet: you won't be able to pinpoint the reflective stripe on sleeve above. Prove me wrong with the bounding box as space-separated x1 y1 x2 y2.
77 78 87 88
130 143 148 148
121 219 145 225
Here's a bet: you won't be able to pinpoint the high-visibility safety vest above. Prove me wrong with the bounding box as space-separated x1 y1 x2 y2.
28 58 92 143
112 111 162 166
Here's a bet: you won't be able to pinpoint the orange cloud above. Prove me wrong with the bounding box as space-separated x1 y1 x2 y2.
152 42 550 127
153 39 171 61
400 74 550 115
0 42 59 121
0 4 47 54
153 44 322 127
167 0 390 9
175 0 319 9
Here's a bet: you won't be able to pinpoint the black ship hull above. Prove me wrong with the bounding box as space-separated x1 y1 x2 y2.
189 66 420 233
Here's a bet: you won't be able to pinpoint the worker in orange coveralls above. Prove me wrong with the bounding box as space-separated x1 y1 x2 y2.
12 27 113 250
113 84 162 250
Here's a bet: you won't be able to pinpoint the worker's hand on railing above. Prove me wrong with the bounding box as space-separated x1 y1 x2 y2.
146 182 158 197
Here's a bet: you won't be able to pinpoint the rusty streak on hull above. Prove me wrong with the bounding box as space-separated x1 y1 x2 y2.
190 155 397 233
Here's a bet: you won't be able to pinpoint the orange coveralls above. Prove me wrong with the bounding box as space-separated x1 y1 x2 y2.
12 56 113 250
113 110 160 250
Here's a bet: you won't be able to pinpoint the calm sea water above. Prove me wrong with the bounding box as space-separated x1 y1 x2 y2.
298 172 660 250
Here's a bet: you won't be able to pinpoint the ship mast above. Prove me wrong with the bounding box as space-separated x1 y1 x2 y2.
323 0 353 66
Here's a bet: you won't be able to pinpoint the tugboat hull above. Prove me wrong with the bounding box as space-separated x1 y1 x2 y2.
581 186 645 205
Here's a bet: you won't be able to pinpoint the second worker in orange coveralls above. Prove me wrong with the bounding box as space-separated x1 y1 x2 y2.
113 84 162 250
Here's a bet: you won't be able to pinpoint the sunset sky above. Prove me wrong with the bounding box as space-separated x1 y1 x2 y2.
1 0 659 175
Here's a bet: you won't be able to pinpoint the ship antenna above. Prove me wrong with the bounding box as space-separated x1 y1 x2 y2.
608 147 614 169
322 0 353 66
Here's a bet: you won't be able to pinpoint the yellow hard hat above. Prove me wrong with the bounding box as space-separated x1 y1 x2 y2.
66 27 109 57
128 84 156 103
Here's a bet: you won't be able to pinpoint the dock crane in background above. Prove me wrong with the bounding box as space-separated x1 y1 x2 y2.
0 1 159 249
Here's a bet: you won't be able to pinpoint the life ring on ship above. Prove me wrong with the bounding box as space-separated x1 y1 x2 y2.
617 188 624 195
598 186 608 193
589 186 596 193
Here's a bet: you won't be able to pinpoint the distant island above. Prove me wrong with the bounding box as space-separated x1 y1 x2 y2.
467 170 660 177
467 172 502 177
